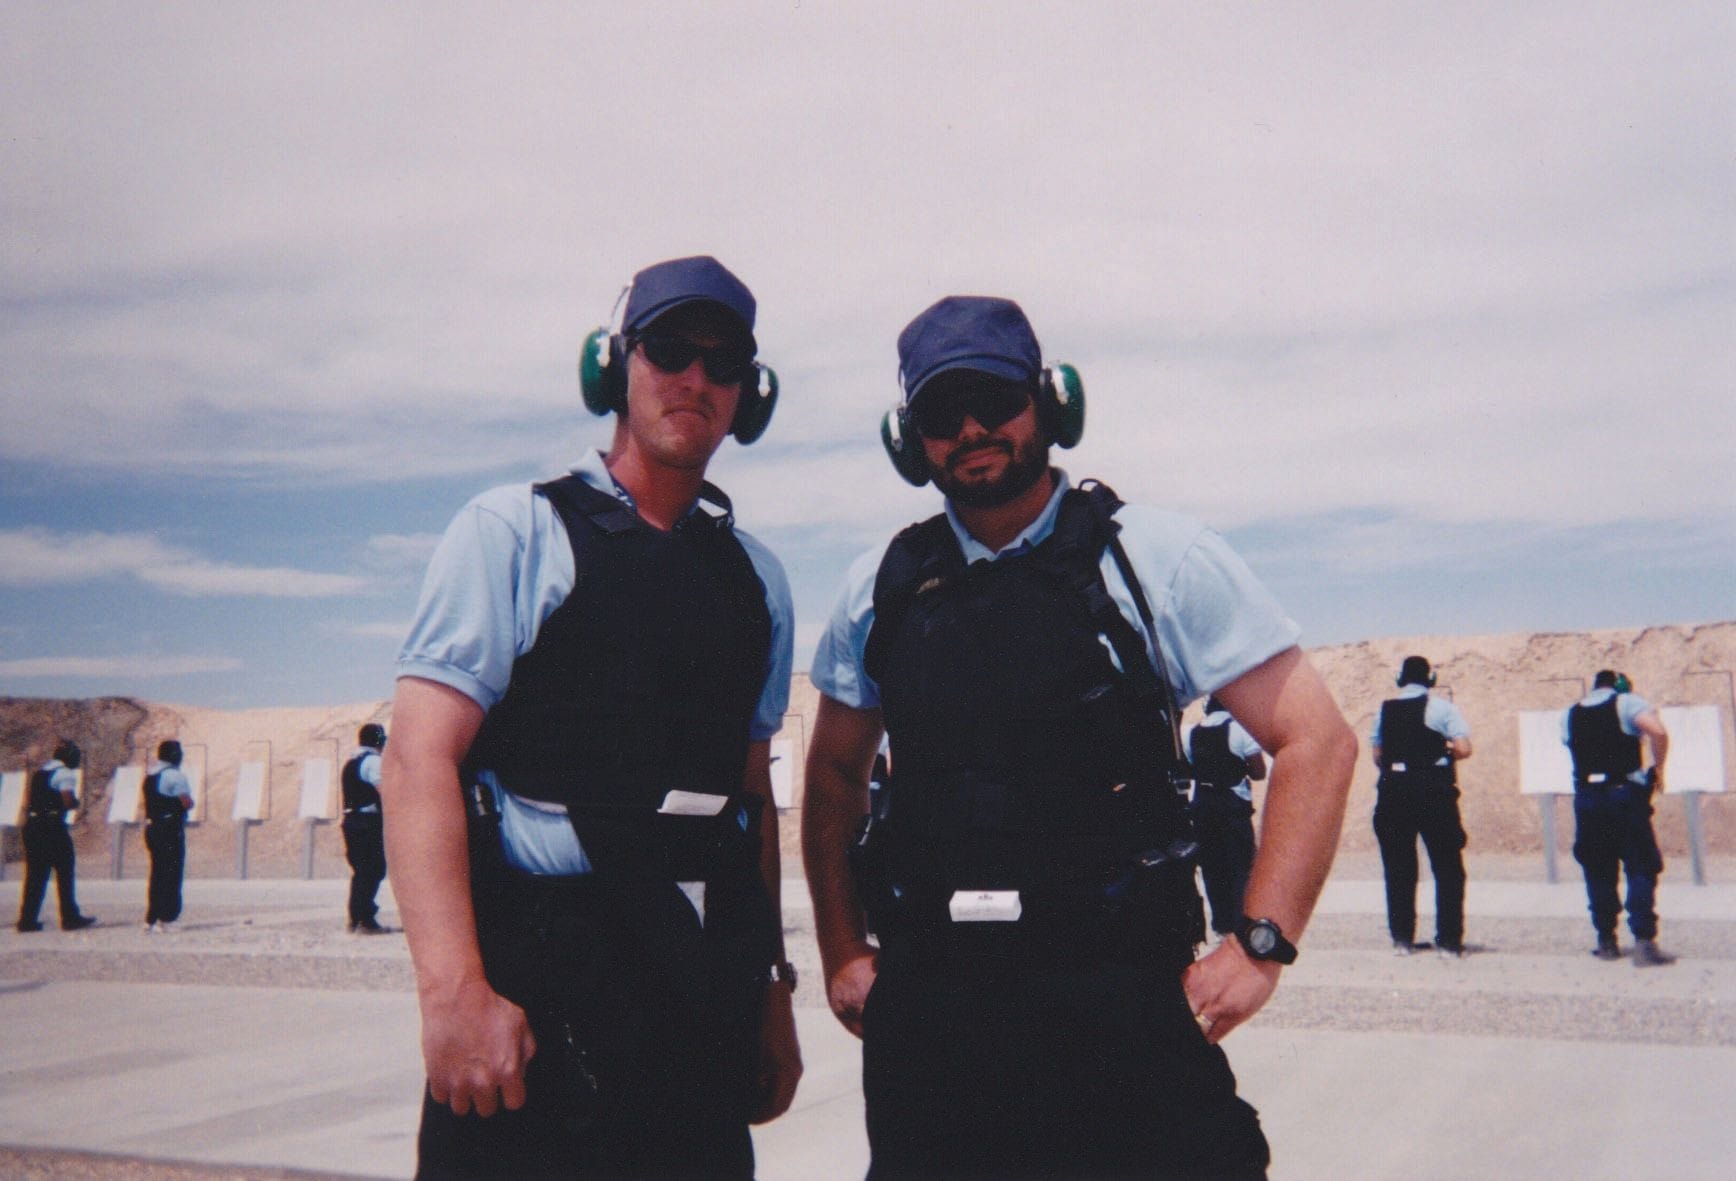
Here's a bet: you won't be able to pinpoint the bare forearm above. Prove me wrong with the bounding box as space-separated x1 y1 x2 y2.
381 748 487 1000
1243 725 1357 938
803 761 873 975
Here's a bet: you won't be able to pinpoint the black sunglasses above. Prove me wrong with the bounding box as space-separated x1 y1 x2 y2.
910 382 1033 439
632 331 756 385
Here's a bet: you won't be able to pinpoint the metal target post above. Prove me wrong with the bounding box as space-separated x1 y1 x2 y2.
1679 670 1733 887
1533 676 1588 883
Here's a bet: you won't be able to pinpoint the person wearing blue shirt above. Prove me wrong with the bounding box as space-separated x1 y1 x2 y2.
1371 656 1474 958
1187 696 1268 939
1563 670 1675 966
142 739 195 932
802 295 1357 1180
16 739 97 932
342 724 390 934
383 256 802 1179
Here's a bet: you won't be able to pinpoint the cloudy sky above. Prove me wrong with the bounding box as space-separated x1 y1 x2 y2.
2 3 1731 709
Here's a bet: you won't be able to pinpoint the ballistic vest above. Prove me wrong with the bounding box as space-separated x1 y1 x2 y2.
1377 695 1453 790
143 769 184 824
863 483 1189 912
342 752 382 813
1567 695 1642 784
464 474 772 880
1189 718 1249 791
27 766 69 817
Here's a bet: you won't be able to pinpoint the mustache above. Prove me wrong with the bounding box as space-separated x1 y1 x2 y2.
946 440 1012 472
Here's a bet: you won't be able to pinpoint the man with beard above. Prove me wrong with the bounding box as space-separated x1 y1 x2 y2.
803 295 1357 1179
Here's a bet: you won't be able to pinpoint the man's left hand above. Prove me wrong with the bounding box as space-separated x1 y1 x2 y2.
1181 935 1281 1045
749 978 803 1123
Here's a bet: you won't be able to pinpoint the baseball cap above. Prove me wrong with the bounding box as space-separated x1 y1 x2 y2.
621 256 757 350
897 296 1042 408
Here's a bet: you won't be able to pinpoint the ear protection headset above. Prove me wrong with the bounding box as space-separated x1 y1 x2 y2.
577 324 780 446
880 363 1084 487
1395 669 1438 688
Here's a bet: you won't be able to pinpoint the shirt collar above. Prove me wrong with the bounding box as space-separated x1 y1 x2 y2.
1397 683 1430 699
943 468 1071 562
1582 687 1617 706
569 448 720 526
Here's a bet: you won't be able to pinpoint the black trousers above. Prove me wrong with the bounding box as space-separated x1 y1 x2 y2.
18 817 81 927
1373 787 1467 949
416 872 773 1180
1192 792 1256 936
342 813 387 925
1573 783 1664 941
863 951 1269 1180
144 820 186 924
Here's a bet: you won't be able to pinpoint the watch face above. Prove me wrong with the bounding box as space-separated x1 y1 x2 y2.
1248 923 1277 955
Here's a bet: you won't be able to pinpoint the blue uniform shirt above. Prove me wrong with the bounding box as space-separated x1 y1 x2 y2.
1372 683 1471 766
398 449 794 874
1188 711 1263 801
1561 688 1654 784
147 762 194 803
811 470 1300 710
37 760 78 812
349 749 382 813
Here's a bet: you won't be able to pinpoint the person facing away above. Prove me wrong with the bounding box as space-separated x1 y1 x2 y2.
803 294 1357 1180
16 739 97 933
142 739 194 932
1563 669 1676 967
382 255 801 1180
342 723 391 934
1371 655 1473 958
1187 694 1268 939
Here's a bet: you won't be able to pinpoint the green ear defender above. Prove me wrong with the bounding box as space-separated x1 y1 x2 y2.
1042 363 1085 449
578 327 625 416
732 365 779 444
881 406 932 486
577 326 781 444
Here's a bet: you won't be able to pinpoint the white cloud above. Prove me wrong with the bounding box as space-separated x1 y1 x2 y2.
0 529 371 598
363 533 443 574
0 654 242 679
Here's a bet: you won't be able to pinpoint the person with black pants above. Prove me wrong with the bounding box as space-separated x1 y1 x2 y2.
1188 695 1269 939
1564 670 1675 966
383 257 802 1179
143 739 194 931
1372 656 1473 958
17 739 97 933
342 724 390 934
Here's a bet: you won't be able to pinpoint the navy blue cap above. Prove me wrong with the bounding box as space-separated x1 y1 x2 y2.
622 255 756 349
898 296 1041 407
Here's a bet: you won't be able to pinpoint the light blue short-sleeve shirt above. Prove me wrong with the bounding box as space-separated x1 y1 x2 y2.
148 763 194 802
1371 684 1472 754
811 470 1301 710
1188 711 1264 801
1561 688 1654 786
397 449 794 874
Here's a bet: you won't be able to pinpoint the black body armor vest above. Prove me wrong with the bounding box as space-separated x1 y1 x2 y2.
1189 719 1248 790
863 483 1191 923
144 770 184 823
27 767 69 817
1567 696 1642 783
1378 695 1453 790
342 753 382 813
464 475 772 880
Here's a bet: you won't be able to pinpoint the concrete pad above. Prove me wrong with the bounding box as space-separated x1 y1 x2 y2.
1235 1027 1735 1181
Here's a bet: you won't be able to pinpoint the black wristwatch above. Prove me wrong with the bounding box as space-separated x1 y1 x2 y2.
767 961 798 993
1235 917 1298 965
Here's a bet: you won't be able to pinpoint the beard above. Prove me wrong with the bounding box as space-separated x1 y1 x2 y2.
932 435 1052 508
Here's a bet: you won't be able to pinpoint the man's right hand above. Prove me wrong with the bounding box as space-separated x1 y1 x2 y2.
826 949 879 1039
421 976 538 1117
